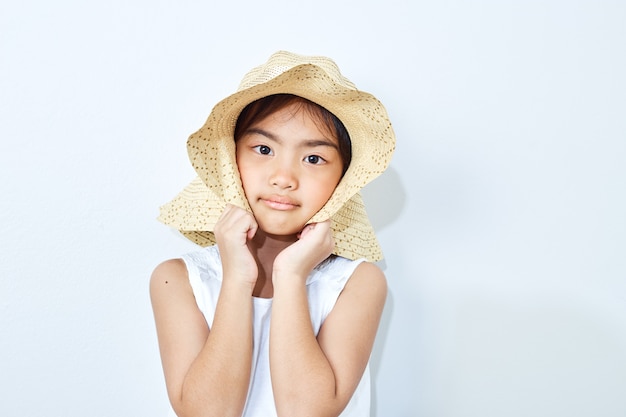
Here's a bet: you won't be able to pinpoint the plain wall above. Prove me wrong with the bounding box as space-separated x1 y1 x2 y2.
1 1 625 416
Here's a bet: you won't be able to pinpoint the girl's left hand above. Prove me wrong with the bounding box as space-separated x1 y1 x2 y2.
273 220 334 283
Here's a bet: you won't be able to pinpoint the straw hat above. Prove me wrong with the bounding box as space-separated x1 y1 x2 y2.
158 51 395 261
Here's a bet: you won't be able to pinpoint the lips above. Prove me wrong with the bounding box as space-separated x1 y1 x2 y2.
260 195 299 210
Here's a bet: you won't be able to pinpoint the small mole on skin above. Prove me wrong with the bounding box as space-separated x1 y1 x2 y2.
165 281 168 284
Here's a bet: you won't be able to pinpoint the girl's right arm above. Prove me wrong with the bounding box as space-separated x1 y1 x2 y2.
150 259 254 417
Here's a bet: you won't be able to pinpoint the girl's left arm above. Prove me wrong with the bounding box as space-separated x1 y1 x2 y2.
270 236 387 417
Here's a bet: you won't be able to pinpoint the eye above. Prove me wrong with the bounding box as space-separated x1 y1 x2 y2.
305 155 324 164
253 145 272 155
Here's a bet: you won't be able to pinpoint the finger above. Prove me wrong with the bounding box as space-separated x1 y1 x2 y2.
316 219 331 232
298 223 315 239
227 208 258 242
300 220 331 241
246 216 258 240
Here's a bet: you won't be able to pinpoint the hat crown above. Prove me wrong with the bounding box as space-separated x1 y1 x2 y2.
237 51 357 92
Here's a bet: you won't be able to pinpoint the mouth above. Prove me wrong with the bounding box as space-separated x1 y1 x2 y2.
260 196 299 211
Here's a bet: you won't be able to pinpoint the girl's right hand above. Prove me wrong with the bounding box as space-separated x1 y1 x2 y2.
214 204 259 289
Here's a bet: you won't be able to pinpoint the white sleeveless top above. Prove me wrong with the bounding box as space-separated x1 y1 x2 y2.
180 245 371 417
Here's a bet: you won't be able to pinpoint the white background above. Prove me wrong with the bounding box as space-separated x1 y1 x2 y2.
1 1 625 416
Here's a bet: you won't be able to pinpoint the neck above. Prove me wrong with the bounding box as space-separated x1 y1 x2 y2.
248 231 298 298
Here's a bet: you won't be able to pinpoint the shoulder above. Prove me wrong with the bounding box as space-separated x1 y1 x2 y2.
149 258 192 305
352 261 386 284
344 261 387 303
150 258 188 286
312 257 386 299
151 246 221 287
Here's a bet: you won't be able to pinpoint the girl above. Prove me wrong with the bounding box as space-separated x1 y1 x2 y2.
151 51 396 417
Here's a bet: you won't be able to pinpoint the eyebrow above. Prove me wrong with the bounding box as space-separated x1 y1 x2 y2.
245 127 339 150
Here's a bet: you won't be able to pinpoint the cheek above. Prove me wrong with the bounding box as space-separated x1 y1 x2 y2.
238 167 255 194
236 153 252 185
311 176 340 206
235 152 250 176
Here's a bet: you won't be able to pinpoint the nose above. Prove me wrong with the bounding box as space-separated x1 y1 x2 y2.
269 159 298 190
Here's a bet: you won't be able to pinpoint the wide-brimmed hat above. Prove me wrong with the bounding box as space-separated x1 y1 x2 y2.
158 51 395 261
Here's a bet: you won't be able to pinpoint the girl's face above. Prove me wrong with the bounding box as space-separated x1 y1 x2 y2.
236 102 344 238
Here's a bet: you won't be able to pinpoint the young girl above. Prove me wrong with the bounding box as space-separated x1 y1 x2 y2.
151 51 396 417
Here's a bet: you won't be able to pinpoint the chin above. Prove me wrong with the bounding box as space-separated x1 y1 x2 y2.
252 210 308 236
257 220 305 239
